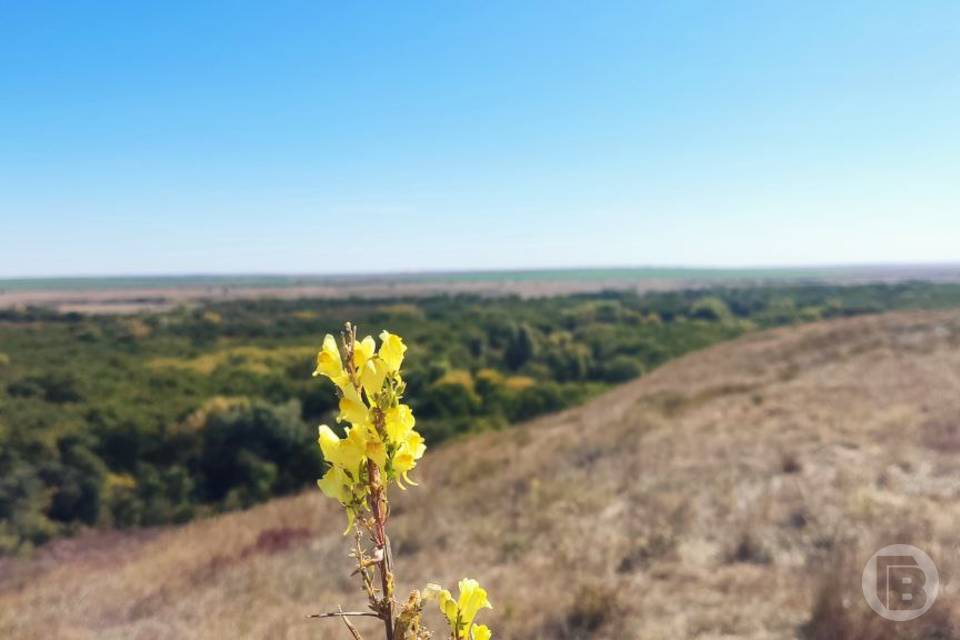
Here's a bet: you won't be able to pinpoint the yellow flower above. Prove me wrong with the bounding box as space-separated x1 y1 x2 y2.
472 624 492 640
438 589 458 626
378 330 407 373
407 430 426 460
360 427 387 469
317 424 341 463
392 430 426 485
318 424 365 475
316 464 362 533
314 334 349 388
432 579 493 639
360 357 389 399
457 578 492 632
343 426 375 469
352 335 376 371
338 384 370 427
316 464 350 504
385 404 416 442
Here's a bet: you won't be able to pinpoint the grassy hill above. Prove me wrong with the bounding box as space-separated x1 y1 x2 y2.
3 309 960 639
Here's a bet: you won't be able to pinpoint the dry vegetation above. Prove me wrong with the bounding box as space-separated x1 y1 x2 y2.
4 310 960 639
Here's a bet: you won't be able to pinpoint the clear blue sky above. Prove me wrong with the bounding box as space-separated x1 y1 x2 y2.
1 1 958 277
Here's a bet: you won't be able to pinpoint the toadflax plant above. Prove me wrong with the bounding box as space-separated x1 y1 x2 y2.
310 323 493 640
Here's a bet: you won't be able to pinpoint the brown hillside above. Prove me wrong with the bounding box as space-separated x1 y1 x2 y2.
3 310 960 639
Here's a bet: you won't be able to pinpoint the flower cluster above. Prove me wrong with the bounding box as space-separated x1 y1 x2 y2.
311 325 492 640
313 330 426 531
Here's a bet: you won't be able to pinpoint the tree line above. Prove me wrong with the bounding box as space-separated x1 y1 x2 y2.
2 281 960 553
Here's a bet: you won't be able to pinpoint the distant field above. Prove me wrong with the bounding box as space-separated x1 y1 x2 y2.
3 264 960 314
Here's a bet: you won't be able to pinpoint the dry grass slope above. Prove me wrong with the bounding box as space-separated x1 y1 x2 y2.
4 310 960 639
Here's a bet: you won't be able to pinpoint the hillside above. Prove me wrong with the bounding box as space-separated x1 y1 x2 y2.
3 309 960 639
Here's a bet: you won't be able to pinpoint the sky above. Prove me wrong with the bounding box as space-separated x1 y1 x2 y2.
1 1 958 277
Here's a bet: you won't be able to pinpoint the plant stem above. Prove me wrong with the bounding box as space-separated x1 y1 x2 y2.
367 458 395 640
343 323 395 640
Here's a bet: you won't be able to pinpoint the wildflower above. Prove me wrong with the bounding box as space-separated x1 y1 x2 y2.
392 430 426 485
318 424 364 474
378 330 407 373
313 334 349 388
316 463 352 504
353 334 376 370
360 357 389 399
472 625 492 640
385 404 416 442
438 588 458 626
312 325 492 640
456 579 493 633
433 578 492 639
315 450 360 534
358 426 387 469
338 384 370 427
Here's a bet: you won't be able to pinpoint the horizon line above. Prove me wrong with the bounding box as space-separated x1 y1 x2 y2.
3 261 960 283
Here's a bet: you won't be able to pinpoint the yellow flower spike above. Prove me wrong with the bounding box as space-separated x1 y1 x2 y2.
378 330 407 373
314 326 495 635
338 384 370 427
352 335 376 370
385 404 416 442
471 624 492 640
360 357 389 399
313 334 349 388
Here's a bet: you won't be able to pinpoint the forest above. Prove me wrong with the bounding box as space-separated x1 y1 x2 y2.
2 281 960 553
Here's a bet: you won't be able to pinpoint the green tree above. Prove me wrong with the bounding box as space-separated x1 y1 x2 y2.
504 323 538 370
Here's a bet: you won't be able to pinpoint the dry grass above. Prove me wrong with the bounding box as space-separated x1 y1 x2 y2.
4 310 960 639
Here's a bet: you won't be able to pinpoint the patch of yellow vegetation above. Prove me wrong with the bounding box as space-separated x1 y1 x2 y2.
435 368 475 391
475 368 504 385
504 375 536 390
123 319 152 339
0 352 10 367
175 396 252 433
150 345 315 376
378 303 424 318
105 472 137 490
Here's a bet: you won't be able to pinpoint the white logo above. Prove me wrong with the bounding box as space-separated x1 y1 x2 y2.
862 544 939 621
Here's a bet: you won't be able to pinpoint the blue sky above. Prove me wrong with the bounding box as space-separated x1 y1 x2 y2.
1 1 958 277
